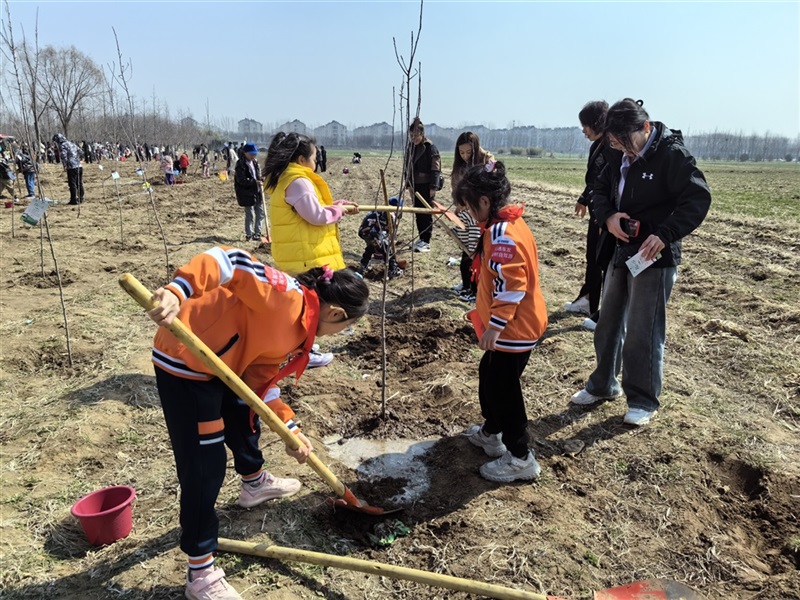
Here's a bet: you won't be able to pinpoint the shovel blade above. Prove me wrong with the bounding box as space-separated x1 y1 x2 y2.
432 200 465 229
594 579 704 600
325 487 403 516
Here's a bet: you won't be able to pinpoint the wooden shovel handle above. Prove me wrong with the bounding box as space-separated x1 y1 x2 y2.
217 538 557 600
118 273 346 497
356 205 443 214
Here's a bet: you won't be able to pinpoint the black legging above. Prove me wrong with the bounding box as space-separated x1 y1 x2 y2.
412 183 433 243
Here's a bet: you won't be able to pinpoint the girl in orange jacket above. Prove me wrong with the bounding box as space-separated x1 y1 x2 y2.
452 161 548 484
146 247 369 600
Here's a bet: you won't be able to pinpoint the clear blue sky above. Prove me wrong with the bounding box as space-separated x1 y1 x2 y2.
6 1 799 137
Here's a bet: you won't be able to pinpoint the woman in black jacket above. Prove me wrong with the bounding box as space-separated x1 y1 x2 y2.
234 142 265 241
564 101 618 330
570 99 711 427
405 117 442 252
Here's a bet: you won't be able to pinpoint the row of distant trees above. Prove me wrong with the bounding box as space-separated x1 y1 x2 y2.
1 43 797 161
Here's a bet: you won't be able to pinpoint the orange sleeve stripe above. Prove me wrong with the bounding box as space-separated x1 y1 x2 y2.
197 418 224 435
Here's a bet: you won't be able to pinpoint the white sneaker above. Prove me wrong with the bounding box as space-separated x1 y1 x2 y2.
308 350 333 368
311 343 320 353
463 425 506 457
582 318 597 331
623 408 657 426
564 296 590 315
570 388 621 406
238 473 302 508
480 450 541 483
412 240 431 253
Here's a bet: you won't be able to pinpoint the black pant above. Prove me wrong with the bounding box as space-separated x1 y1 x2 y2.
66 167 84 203
459 252 477 294
478 350 531 457
361 239 398 271
155 368 264 557
577 220 605 315
412 184 433 243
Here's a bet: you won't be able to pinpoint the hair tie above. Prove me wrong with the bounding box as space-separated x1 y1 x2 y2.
484 160 497 173
319 265 334 282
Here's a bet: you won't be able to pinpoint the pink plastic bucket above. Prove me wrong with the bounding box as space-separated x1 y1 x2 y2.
71 485 136 545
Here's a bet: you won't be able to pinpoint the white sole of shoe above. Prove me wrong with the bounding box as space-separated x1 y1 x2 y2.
480 463 541 483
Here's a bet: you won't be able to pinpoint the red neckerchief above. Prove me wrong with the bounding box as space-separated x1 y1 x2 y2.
471 204 525 282
260 285 321 392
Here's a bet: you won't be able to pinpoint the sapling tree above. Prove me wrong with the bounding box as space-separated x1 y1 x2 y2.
107 27 170 282
1 0 73 366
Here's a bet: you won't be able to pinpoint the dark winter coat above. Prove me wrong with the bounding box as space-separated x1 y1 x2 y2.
234 158 262 207
16 152 36 174
592 122 711 269
54 135 82 170
406 138 442 190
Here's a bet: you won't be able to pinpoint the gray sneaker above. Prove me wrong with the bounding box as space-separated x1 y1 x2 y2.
463 425 506 457
480 450 541 483
412 240 431 253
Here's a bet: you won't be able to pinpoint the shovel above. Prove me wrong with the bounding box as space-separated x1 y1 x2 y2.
355 204 445 215
217 538 704 600
118 273 399 516
415 192 471 255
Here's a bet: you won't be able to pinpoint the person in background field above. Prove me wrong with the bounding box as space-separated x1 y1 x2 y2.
146 247 370 600
161 147 175 185
405 117 442 253
234 143 265 242
454 160 547 483
564 100 618 331
357 196 403 279
16 145 37 198
179 151 190 176
263 132 359 369
318 145 327 172
570 98 711 426
201 147 210 178
450 131 494 302
0 157 16 202
227 143 238 177
53 133 84 205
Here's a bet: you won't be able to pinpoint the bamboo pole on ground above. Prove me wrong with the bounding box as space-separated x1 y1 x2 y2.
216 538 557 600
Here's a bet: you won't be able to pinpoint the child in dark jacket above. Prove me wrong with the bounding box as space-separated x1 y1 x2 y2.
357 197 403 279
234 143 265 241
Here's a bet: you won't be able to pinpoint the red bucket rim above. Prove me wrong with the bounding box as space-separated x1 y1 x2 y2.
70 485 136 519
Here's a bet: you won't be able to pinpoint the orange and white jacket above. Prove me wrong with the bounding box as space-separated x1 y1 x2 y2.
475 207 548 352
152 246 317 433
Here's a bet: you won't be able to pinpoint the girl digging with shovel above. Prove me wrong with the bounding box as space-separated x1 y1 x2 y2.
146 247 368 600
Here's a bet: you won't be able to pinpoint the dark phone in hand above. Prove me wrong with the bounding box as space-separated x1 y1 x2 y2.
620 218 640 237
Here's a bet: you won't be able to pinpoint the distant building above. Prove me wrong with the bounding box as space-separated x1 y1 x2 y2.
352 122 394 148
181 116 199 128
314 120 347 147
277 119 307 135
238 118 263 137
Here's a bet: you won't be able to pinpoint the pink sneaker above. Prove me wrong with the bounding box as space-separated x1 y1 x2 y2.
185 566 242 600
238 473 301 508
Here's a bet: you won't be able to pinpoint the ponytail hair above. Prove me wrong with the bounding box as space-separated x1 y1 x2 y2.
295 267 370 320
604 98 649 155
263 132 317 191
452 160 512 222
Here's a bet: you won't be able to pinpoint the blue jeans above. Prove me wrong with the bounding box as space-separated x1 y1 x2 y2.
244 201 265 238
24 172 35 196
586 264 677 412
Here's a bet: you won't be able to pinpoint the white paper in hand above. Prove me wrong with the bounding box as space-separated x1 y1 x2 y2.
625 249 660 277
